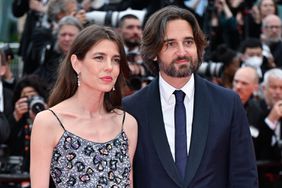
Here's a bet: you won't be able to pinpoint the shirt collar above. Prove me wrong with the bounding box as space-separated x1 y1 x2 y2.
159 73 195 104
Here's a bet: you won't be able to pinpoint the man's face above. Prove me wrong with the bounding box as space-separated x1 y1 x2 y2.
233 68 258 104
58 24 80 54
120 18 142 48
242 47 263 67
243 47 263 59
260 0 276 18
263 76 282 107
263 16 282 43
158 19 199 79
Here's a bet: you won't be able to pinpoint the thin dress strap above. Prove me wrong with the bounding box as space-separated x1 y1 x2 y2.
121 111 126 131
48 109 66 131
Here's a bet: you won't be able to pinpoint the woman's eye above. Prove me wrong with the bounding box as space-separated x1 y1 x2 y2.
113 58 120 64
94 56 103 61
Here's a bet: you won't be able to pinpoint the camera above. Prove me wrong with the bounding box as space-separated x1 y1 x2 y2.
85 8 146 27
0 156 24 174
27 96 45 114
198 61 224 78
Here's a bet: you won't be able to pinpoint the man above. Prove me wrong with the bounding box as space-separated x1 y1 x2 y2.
33 16 82 93
261 14 282 69
239 38 275 80
255 68 282 161
117 14 149 94
123 5 258 188
232 66 262 138
118 14 142 54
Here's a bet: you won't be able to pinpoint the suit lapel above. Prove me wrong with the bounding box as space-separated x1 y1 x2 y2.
184 75 210 187
147 78 183 187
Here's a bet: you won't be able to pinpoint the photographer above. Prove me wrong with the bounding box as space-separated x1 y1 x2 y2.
199 44 240 88
117 14 152 95
7 75 47 173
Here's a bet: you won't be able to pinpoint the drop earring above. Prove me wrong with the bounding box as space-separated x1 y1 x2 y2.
112 86 116 91
77 73 80 87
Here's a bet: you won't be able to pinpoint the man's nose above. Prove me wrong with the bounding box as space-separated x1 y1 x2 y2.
176 44 187 56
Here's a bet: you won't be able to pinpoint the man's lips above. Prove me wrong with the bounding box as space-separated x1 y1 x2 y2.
176 59 188 63
174 57 192 64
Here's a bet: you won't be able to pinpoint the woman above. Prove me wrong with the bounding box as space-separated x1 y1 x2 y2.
246 0 278 38
30 25 138 187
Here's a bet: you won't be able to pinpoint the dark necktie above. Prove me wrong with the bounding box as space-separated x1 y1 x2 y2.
174 90 187 178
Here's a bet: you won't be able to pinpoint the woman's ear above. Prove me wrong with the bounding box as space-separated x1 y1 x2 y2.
71 54 81 74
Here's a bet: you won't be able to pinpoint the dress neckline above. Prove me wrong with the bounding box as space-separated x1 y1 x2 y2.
62 129 125 145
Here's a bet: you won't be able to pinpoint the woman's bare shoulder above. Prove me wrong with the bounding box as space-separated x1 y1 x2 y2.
122 110 138 134
33 109 61 130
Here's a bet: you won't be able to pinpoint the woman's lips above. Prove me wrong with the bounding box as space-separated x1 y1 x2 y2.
101 76 113 82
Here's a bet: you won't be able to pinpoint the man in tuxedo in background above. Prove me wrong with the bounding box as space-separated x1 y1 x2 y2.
123 5 258 188
255 68 282 161
232 66 263 138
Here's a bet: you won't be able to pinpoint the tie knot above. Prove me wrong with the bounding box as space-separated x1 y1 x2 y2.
174 90 185 103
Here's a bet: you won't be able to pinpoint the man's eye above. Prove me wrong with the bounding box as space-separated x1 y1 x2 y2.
167 41 176 47
183 40 194 46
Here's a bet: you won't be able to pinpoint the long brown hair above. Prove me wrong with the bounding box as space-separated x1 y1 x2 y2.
48 25 130 112
141 5 208 75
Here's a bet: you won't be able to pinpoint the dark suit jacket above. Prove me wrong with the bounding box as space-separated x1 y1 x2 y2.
254 99 282 161
123 74 258 188
1 87 13 143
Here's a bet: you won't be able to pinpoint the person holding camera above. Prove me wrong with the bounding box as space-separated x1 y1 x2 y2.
117 14 152 95
6 75 48 173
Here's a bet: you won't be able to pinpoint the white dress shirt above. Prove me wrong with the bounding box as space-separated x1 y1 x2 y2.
159 73 195 160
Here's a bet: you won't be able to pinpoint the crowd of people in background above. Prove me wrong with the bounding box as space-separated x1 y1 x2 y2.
0 0 282 187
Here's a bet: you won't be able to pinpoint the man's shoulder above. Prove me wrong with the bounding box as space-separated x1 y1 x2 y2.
196 75 237 98
123 84 151 103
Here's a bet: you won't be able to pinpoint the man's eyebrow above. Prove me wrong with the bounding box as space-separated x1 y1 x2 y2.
163 39 175 43
164 36 194 42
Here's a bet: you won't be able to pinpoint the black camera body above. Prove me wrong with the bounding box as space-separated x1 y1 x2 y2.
85 8 146 27
198 61 224 78
27 96 45 114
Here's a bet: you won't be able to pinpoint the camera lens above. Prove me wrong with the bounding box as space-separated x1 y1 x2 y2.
28 96 45 114
198 61 224 78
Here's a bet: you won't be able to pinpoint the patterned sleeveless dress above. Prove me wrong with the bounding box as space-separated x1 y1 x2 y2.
48 109 131 188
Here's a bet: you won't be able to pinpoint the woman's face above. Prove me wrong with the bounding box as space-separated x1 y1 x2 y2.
260 0 276 18
73 39 121 93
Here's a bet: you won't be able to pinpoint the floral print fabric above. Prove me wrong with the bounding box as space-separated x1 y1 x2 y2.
50 130 131 188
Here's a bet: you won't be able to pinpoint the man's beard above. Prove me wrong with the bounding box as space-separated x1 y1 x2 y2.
125 39 140 49
267 36 282 44
159 56 200 77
